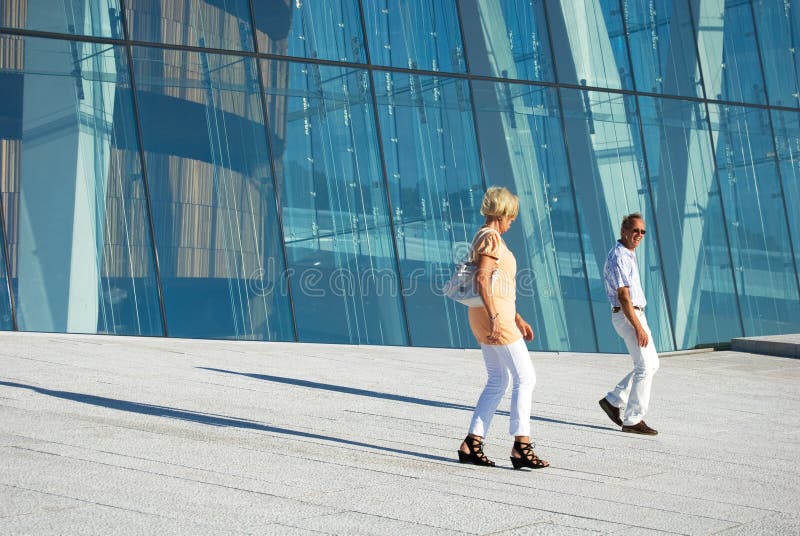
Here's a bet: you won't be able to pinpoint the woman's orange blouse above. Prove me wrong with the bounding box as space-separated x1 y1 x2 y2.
467 227 521 346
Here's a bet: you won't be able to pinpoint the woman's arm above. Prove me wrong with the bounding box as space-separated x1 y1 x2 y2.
475 254 501 342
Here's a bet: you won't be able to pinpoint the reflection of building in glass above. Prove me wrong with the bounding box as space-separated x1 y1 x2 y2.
0 0 799 353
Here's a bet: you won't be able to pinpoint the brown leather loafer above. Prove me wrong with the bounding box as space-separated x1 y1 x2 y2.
598 398 622 427
621 421 658 435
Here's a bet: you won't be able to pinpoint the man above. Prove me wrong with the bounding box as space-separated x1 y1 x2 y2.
598 213 660 435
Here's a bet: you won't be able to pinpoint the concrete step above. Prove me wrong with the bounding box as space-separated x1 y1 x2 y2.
731 333 800 358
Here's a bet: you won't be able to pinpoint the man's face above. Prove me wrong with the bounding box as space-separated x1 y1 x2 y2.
622 218 646 250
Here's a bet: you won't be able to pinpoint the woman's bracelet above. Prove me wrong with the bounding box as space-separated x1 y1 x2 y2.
489 312 499 320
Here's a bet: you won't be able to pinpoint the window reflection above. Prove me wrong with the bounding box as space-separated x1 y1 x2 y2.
771 109 800 274
638 96 740 347
472 81 595 351
262 59 408 345
752 0 800 107
252 0 366 63
459 0 555 82
362 0 466 72
708 103 800 335
131 46 293 341
0 0 121 38
375 72 482 347
0 36 163 335
560 88 675 352
126 0 254 51
0 226 12 330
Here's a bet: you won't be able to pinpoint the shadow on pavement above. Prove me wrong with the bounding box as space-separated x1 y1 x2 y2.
198 368 613 432
0 380 453 463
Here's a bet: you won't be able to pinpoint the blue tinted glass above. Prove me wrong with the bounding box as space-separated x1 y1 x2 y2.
0 223 12 330
708 103 800 336
771 109 800 277
547 0 633 90
0 0 121 38
625 0 702 98
752 0 800 107
472 81 595 351
131 46 293 341
374 72 482 347
125 0 254 51
261 59 407 345
638 96 741 347
560 88 675 352
459 0 555 82
0 36 163 336
692 0 766 104
362 0 466 72
253 0 366 62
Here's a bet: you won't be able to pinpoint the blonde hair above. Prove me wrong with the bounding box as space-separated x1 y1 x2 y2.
620 212 643 232
480 186 519 218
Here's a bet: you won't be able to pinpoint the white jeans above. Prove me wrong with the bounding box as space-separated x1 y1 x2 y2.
607 310 660 426
469 338 535 437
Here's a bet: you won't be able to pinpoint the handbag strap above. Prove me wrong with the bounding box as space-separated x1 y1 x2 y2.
469 227 502 264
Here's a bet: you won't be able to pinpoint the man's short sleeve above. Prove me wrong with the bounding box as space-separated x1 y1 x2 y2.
607 253 631 291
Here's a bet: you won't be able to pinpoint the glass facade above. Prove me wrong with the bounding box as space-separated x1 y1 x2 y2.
1 0 799 351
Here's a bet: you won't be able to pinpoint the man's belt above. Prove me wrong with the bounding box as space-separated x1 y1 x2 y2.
612 306 644 313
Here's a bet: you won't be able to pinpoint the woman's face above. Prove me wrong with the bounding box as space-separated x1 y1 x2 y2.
499 215 516 233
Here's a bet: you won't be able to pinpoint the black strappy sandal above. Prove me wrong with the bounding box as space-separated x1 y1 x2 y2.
457 435 495 466
510 441 549 470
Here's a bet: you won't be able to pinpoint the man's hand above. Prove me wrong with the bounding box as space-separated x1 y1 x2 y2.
635 325 649 347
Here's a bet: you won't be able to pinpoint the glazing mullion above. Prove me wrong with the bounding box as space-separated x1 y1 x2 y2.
618 0 678 351
539 0 599 352
747 0 800 302
118 2 169 337
247 0 300 342
0 187 17 331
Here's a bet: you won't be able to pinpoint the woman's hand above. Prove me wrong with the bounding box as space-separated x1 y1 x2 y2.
515 314 534 341
488 315 502 343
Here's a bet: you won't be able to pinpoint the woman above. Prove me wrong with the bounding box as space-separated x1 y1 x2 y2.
457 186 549 470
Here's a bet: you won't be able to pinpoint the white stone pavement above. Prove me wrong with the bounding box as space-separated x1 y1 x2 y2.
0 332 798 535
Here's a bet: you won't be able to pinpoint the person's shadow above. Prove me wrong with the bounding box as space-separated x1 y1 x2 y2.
197 367 613 431
0 380 453 462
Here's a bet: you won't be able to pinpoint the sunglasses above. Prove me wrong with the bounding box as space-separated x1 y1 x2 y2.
631 228 646 235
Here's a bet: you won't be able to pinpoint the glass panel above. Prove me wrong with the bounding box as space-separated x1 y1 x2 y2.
125 0 254 51
0 0 121 38
546 0 633 90
374 72 482 348
362 0 466 73
771 109 800 275
0 225 13 330
131 46 293 341
560 87 675 352
459 0 555 82
261 59 407 345
752 0 800 108
0 35 163 335
252 0 366 63
625 0 703 98
708 103 800 336
691 0 767 105
638 95 740 347
472 81 595 351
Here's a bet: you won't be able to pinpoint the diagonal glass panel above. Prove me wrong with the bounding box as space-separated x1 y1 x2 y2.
691 0 767 105
374 72 482 348
0 35 163 335
638 95 740 347
0 0 121 38
362 0 466 73
560 87 675 352
0 221 12 330
125 0 255 51
771 109 800 275
472 81 595 351
252 0 366 63
546 0 633 90
625 0 704 98
751 0 800 108
261 58 407 345
131 46 293 341
459 0 555 82
707 103 800 336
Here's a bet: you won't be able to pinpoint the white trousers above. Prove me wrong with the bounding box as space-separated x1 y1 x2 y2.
469 338 535 437
606 310 660 426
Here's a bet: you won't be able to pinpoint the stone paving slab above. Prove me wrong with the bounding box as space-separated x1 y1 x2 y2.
0 332 799 535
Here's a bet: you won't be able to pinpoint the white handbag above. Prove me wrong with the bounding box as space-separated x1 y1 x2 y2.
443 228 498 307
